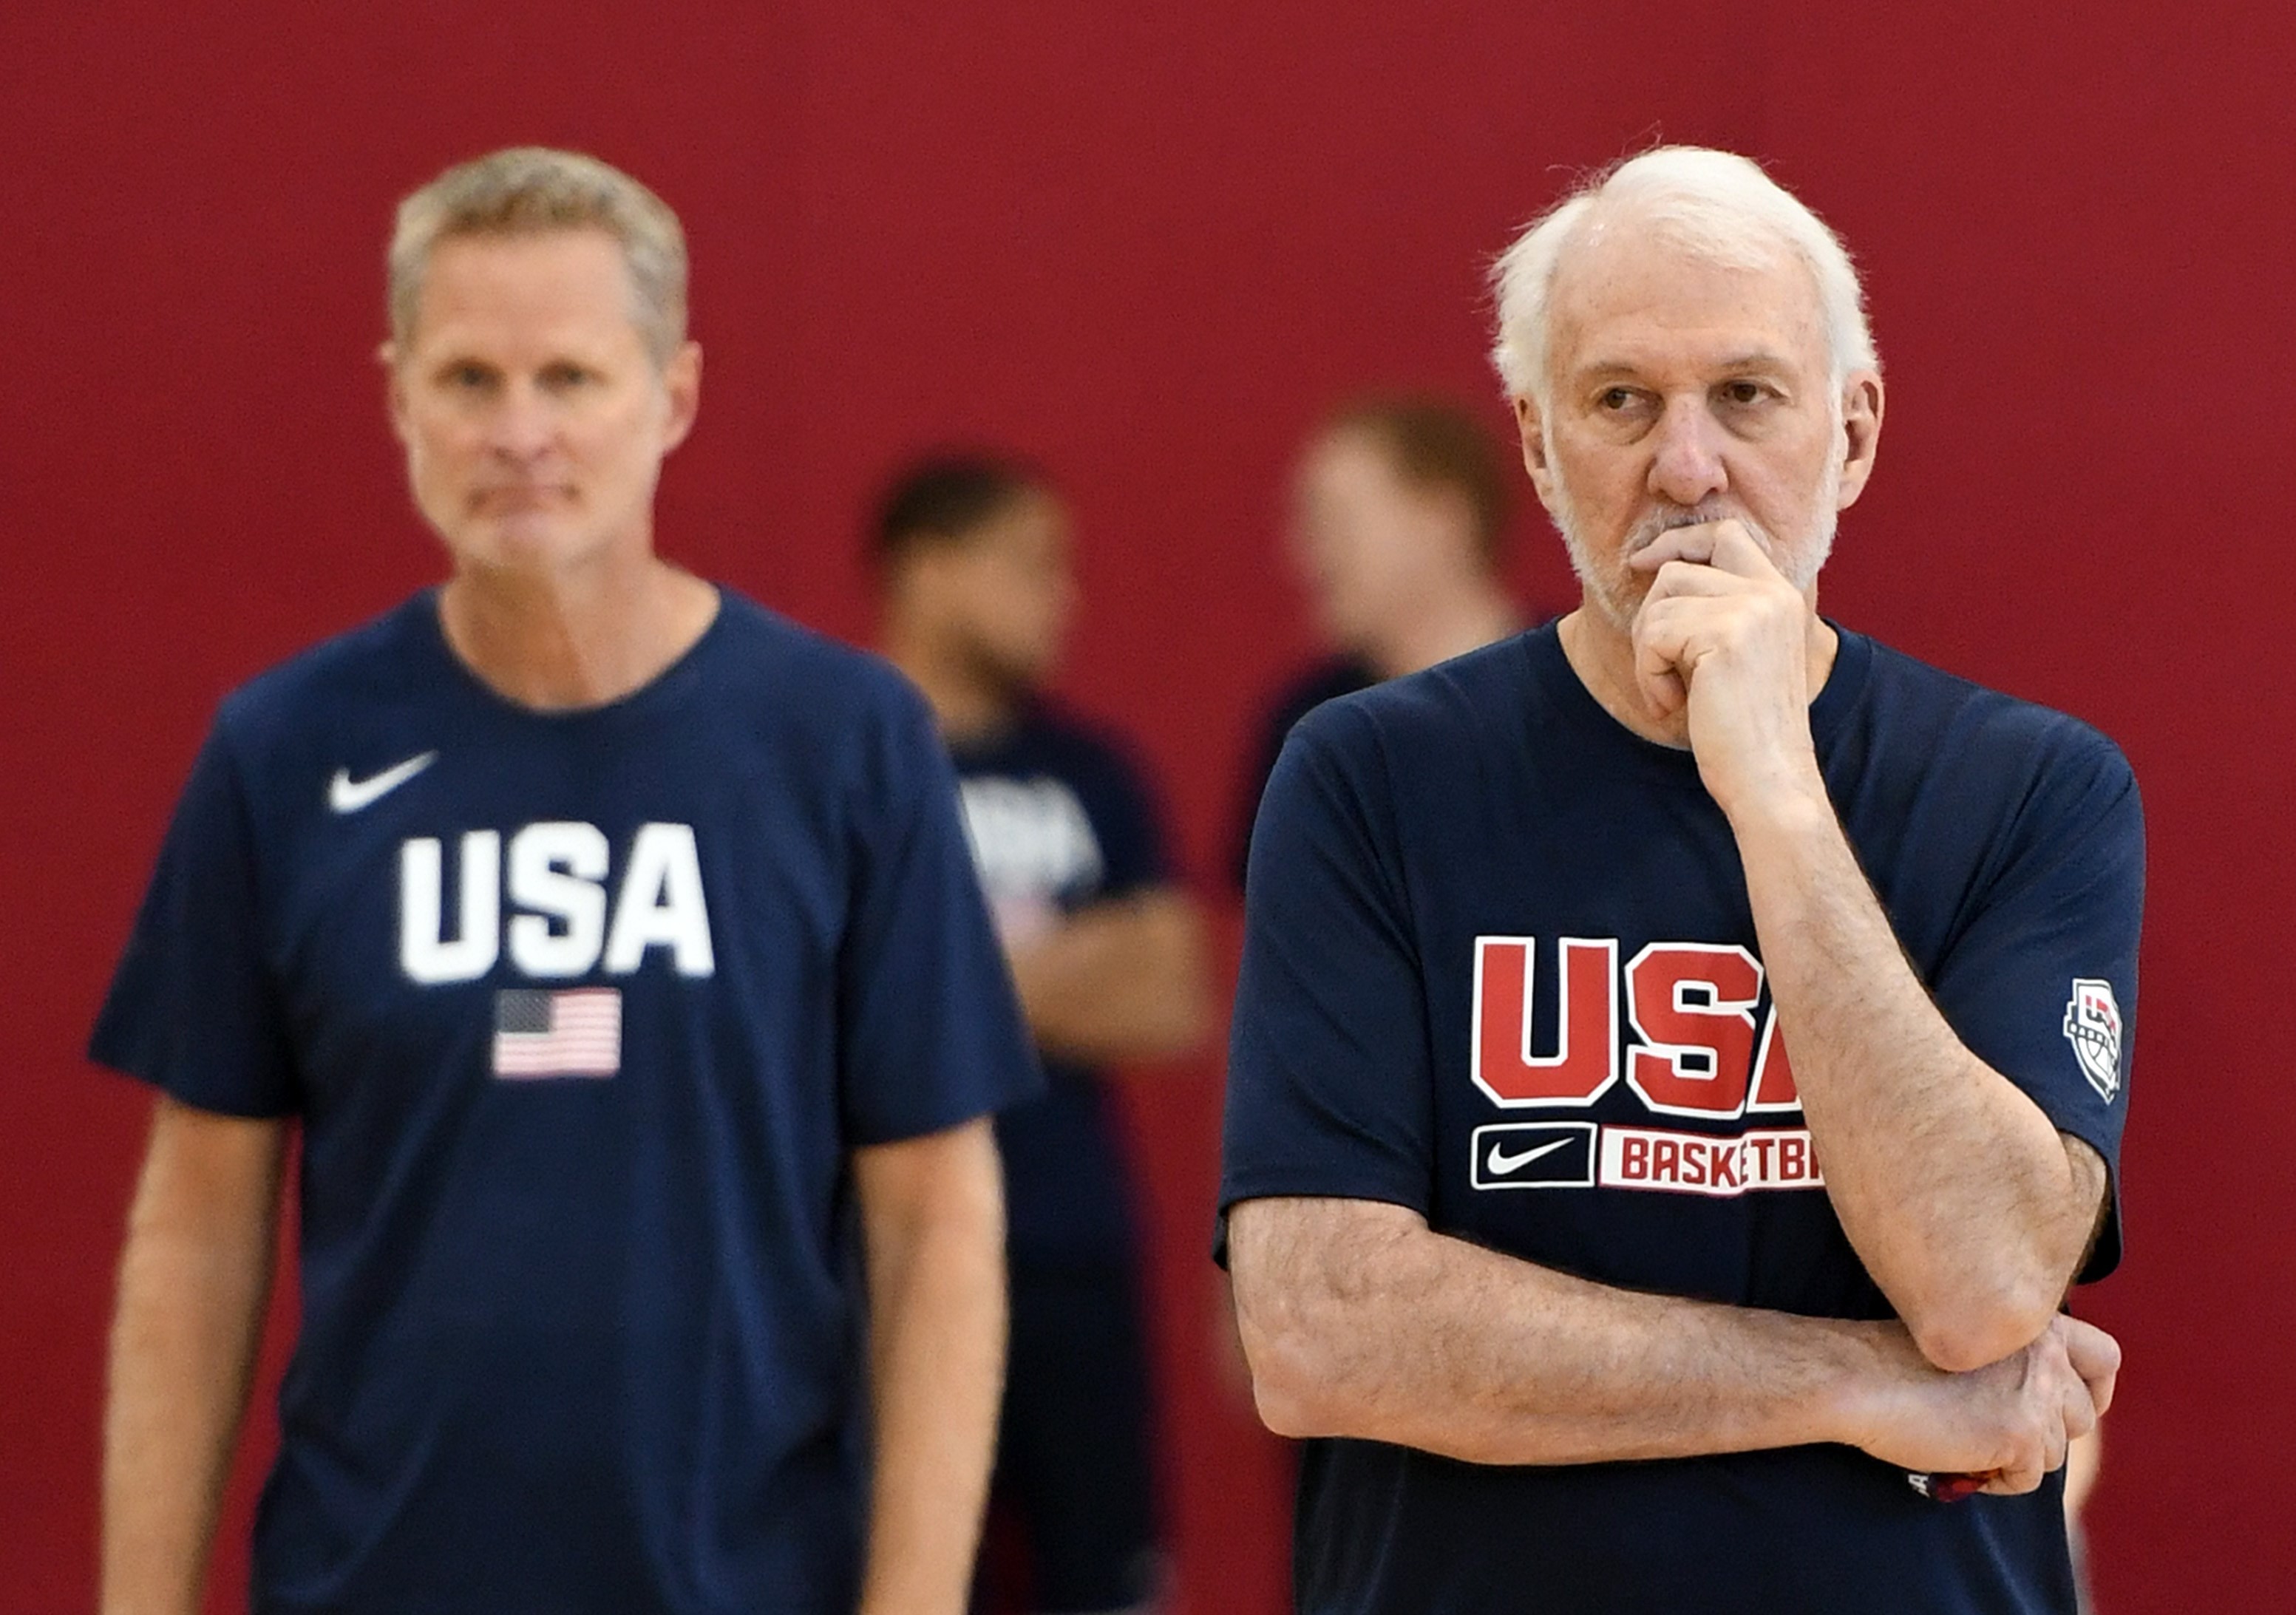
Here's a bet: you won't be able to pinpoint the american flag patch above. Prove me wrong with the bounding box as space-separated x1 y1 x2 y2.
492 987 621 1078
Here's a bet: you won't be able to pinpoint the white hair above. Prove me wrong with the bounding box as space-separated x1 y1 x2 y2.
1490 146 1877 404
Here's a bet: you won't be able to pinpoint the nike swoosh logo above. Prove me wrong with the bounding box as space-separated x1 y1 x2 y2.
1487 1137 1575 1174
329 751 438 814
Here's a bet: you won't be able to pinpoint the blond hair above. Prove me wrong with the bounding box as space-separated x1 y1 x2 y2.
388 146 687 363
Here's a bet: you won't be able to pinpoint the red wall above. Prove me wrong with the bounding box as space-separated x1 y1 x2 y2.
5 3 2289 1608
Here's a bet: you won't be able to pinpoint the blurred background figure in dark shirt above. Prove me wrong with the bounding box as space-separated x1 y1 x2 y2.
874 453 1211 1615
1232 398 1534 891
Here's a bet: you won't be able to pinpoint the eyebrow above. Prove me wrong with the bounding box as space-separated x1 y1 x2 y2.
1573 350 1799 384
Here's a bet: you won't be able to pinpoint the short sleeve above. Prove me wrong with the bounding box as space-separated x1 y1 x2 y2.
838 686 1044 1145
1228 694 1296 894
1228 659 1374 895
1926 728 2143 1279
1219 706 1436 1230
89 722 299 1118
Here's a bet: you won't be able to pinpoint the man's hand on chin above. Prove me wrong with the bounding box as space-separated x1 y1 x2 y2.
1628 519 1828 820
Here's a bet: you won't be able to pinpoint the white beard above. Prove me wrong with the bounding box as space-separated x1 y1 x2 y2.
1546 435 1842 630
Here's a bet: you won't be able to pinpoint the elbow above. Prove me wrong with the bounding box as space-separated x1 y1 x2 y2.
1226 1195 1418 1441
1240 1314 1342 1439
1905 1276 2062 1373
1234 1271 1356 1438
1254 1387 1328 1442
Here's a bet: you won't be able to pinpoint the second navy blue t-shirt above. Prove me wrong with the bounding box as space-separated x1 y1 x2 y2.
91 589 1042 1614
951 704 1172 1272
1222 621 2142 1615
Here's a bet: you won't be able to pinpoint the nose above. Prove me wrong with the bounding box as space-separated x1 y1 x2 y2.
485 379 557 463
1648 395 1728 509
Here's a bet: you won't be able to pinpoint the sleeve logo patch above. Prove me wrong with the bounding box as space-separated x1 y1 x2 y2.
2062 979 2123 1103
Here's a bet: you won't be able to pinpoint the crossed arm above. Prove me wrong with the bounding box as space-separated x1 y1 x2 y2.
1230 873 2116 1490
1631 520 2111 1372
1735 785 2109 1371
1240 826 2112 1497
1229 1197 2113 1490
1003 886 1209 1064
1231 526 2121 1490
1231 837 2117 1492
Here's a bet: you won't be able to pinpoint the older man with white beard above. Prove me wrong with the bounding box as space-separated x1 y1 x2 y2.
1217 147 2142 1614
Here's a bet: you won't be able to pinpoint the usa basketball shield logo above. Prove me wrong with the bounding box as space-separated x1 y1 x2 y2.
2062 979 2122 1102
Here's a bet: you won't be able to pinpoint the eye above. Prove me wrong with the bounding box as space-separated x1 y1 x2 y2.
1597 386 1638 412
541 362 594 390
444 362 494 391
1719 379 1772 407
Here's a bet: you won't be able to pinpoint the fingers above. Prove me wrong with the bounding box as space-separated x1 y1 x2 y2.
1628 566 1786 715
1641 558 1747 602
1634 641 1688 719
1626 520 1801 688
2059 1372 2099 1446
1628 524 1722 571
1970 1327 2102 1497
2056 1316 2122 1381
1981 1462 2047 1497
1626 519 1782 579
2056 1316 2121 1418
1875 1320 2119 1503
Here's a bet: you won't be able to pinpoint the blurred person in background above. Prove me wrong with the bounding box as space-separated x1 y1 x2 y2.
90 148 1034 1615
875 455 1211 1615
1229 397 1527 892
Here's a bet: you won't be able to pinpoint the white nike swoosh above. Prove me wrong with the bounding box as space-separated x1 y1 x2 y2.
1487 1137 1575 1174
329 751 438 814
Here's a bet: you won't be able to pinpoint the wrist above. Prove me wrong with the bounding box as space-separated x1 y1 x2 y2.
1798 1317 1896 1452
1710 755 1833 840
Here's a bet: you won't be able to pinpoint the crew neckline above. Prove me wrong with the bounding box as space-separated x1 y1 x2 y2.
414 585 732 727
1522 616 1872 766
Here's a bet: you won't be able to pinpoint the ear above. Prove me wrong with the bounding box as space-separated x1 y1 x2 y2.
378 341 413 445
1512 395 1562 514
1833 369 1884 510
659 341 702 453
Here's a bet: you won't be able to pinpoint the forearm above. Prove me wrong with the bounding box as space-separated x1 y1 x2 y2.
1731 792 2099 1367
102 1102 284 1615
855 1122 1008 1615
1230 1197 1872 1466
1007 891 1208 1064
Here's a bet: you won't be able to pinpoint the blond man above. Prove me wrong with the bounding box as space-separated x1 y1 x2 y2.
94 148 1036 1615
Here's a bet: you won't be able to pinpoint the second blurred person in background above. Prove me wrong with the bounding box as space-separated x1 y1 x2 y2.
1232 398 1527 889
876 456 1210 1615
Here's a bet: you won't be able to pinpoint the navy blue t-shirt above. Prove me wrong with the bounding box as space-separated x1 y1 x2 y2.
91 590 1042 1615
949 706 1171 1273
1230 655 1379 894
1220 622 2142 1615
